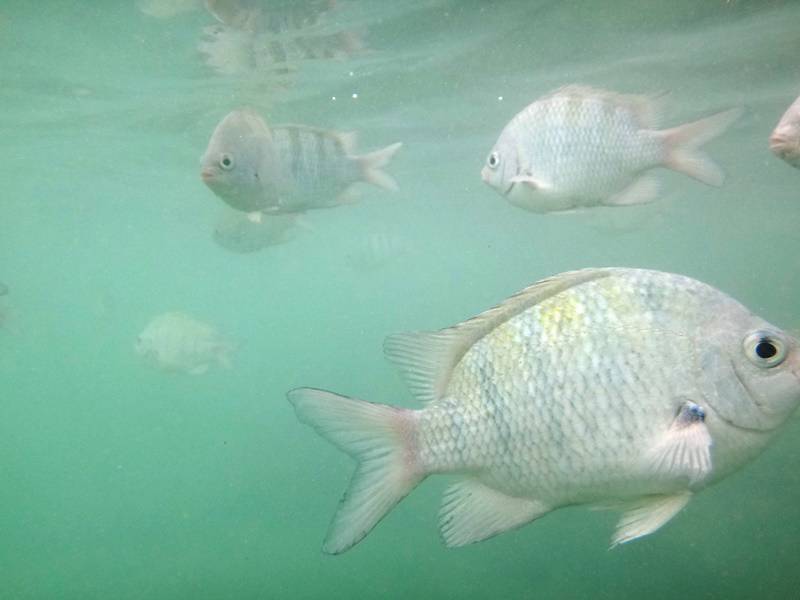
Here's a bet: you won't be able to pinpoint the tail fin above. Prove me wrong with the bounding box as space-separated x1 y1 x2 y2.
660 107 742 186
359 142 402 191
287 387 422 554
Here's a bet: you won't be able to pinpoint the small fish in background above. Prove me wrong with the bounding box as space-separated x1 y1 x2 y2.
200 108 402 214
289 268 800 554
213 208 296 253
205 0 336 32
481 85 741 213
770 95 800 169
135 311 234 375
138 0 202 18
344 231 410 272
199 0 362 77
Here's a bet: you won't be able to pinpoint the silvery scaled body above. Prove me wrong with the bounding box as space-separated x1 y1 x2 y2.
481 86 740 213
290 268 800 553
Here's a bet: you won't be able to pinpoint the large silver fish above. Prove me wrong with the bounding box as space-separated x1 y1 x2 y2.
770 94 800 169
200 109 401 214
481 86 741 213
289 268 800 554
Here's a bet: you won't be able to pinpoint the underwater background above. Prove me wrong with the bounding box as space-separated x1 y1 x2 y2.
2 1 800 598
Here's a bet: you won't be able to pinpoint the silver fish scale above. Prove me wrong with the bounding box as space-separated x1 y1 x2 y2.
271 127 358 207
414 270 726 505
516 92 662 199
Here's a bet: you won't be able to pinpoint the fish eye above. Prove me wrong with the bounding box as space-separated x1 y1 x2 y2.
219 153 235 170
487 151 500 170
743 330 787 368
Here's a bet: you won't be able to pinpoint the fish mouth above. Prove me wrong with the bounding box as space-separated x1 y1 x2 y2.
200 168 216 182
769 134 786 151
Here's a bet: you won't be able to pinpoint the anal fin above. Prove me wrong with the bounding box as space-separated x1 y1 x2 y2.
605 176 659 206
611 492 691 547
439 479 549 547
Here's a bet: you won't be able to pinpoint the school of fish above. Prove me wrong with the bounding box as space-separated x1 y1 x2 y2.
46 1 798 558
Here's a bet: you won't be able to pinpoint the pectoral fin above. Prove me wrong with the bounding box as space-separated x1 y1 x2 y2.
439 479 550 547
611 492 692 547
509 174 552 191
647 399 713 485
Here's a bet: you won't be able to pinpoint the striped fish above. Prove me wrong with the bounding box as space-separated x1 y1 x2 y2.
200 108 402 214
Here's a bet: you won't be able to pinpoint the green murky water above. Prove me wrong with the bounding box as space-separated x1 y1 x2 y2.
2 1 800 598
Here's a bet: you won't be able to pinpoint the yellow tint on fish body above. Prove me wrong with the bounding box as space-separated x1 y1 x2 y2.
537 292 585 340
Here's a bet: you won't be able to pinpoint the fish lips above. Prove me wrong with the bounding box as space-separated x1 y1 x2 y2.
769 132 800 163
201 168 217 183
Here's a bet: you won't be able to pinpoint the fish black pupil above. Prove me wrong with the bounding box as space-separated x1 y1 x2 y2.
756 340 777 359
222 157 230 166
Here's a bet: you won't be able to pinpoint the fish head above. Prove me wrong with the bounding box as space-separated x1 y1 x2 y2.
769 121 800 168
480 129 522 197
200 109 276 212
134 331 155 359
699 309 800 433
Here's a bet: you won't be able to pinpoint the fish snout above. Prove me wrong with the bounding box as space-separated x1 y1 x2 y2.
480 166 490 183
201 168 216 183
769 133 787 152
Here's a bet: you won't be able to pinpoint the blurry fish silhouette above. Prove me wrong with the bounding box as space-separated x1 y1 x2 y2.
200 108 402 214
138 0 202 18
344 231 410 272
482 85 741 213
135 312 234 375
0 282 7 297
770 94 800 169
199 0 362 76
213 209 296 253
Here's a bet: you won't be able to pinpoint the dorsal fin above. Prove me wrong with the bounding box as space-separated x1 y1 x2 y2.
545 85 665 129
383 268 614 405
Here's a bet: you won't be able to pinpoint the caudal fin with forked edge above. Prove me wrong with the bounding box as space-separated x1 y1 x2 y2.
287 387 422 554
660 107 742 186
360 142 402 191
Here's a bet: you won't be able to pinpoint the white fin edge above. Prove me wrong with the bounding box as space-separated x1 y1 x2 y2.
440 479 550 547
605 175 659 207
611 492 692 547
